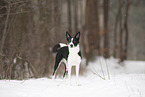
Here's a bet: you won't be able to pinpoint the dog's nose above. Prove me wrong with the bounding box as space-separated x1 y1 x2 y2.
70 44 73 48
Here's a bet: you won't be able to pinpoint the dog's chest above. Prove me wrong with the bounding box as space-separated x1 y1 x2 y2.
67 45 81 65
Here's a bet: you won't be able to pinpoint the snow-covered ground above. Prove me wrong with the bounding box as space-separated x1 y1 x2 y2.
0 57 145 97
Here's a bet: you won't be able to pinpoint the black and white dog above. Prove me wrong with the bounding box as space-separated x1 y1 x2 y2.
52 32 82 85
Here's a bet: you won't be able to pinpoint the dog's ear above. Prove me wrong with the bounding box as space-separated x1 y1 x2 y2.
74 32 80 40
66 31 72 42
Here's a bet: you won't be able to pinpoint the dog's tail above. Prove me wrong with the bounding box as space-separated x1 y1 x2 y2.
52 44 61 53
52 43 67 53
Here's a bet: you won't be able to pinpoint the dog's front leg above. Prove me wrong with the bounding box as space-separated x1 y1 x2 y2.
68 65 72 85
76 64 81 86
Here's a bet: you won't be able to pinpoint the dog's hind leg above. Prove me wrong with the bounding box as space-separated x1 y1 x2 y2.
52 53 63 79
62 59 68 78
63 63 68 78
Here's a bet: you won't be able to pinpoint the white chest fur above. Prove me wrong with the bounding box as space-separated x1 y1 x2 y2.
67 45 81 66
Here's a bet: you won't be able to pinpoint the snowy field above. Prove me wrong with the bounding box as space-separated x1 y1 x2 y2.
0 57 145 97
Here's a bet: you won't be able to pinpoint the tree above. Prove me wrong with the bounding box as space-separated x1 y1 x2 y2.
67 0 72 34
84 0 100 64
121 0 130 61
113 0 130 62
103 0 110 58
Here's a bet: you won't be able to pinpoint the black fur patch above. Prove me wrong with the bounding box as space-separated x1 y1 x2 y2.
73 32 80 47
57 46 69 60
52 46 69 77
52 44 60 53
78 50 82 59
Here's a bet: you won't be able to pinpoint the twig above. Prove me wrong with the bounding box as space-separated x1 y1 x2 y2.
105 59 110 80
99 57 105 79
89 69 105 80
28 62 38 77
0 10 31 17
16 54 22 59
20 79 27 84
10 0 28 6
0 3 10 53
0 6 7 9
0 53 7 57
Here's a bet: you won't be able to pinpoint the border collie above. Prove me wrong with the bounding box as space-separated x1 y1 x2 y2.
52 32 82 85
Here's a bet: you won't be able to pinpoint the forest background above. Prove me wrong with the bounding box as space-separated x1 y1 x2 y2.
0 0 145 79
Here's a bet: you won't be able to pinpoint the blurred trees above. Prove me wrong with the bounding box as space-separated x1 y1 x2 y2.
103 0 109 58
84 0 100 63
0 0 62 79
83 0 110 64
0 0 145 79
113 0 130 62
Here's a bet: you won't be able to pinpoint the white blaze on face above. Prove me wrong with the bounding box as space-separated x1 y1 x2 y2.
69 38 74 48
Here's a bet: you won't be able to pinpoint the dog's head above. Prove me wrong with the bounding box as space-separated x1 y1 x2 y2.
66 32 80 48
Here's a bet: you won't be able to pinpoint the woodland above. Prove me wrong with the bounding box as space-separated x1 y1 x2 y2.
0 0 145 79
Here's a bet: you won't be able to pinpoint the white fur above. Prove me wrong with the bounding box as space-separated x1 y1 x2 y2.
59 43 67 47
68 45 81 66
54 34 81 85
67 44 81 85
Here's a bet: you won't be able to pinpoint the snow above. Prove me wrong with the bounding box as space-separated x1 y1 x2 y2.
0 57 145 97
13 58 17 64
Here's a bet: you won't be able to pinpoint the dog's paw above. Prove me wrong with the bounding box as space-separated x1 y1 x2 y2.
51 75 55 79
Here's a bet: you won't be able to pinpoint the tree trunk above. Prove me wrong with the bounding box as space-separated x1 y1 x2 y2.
121 0 130 61
103 0 109 58
0 2 10 54
74 0 78 33
67 0 72 34
119 0 123 61
114 0 123 59
85 0 100 63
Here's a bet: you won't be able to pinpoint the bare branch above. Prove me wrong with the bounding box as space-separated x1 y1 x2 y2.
0 6 7 9
105 59 110 80
0 10 31 17
0 3 10 54
89 69 105 80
